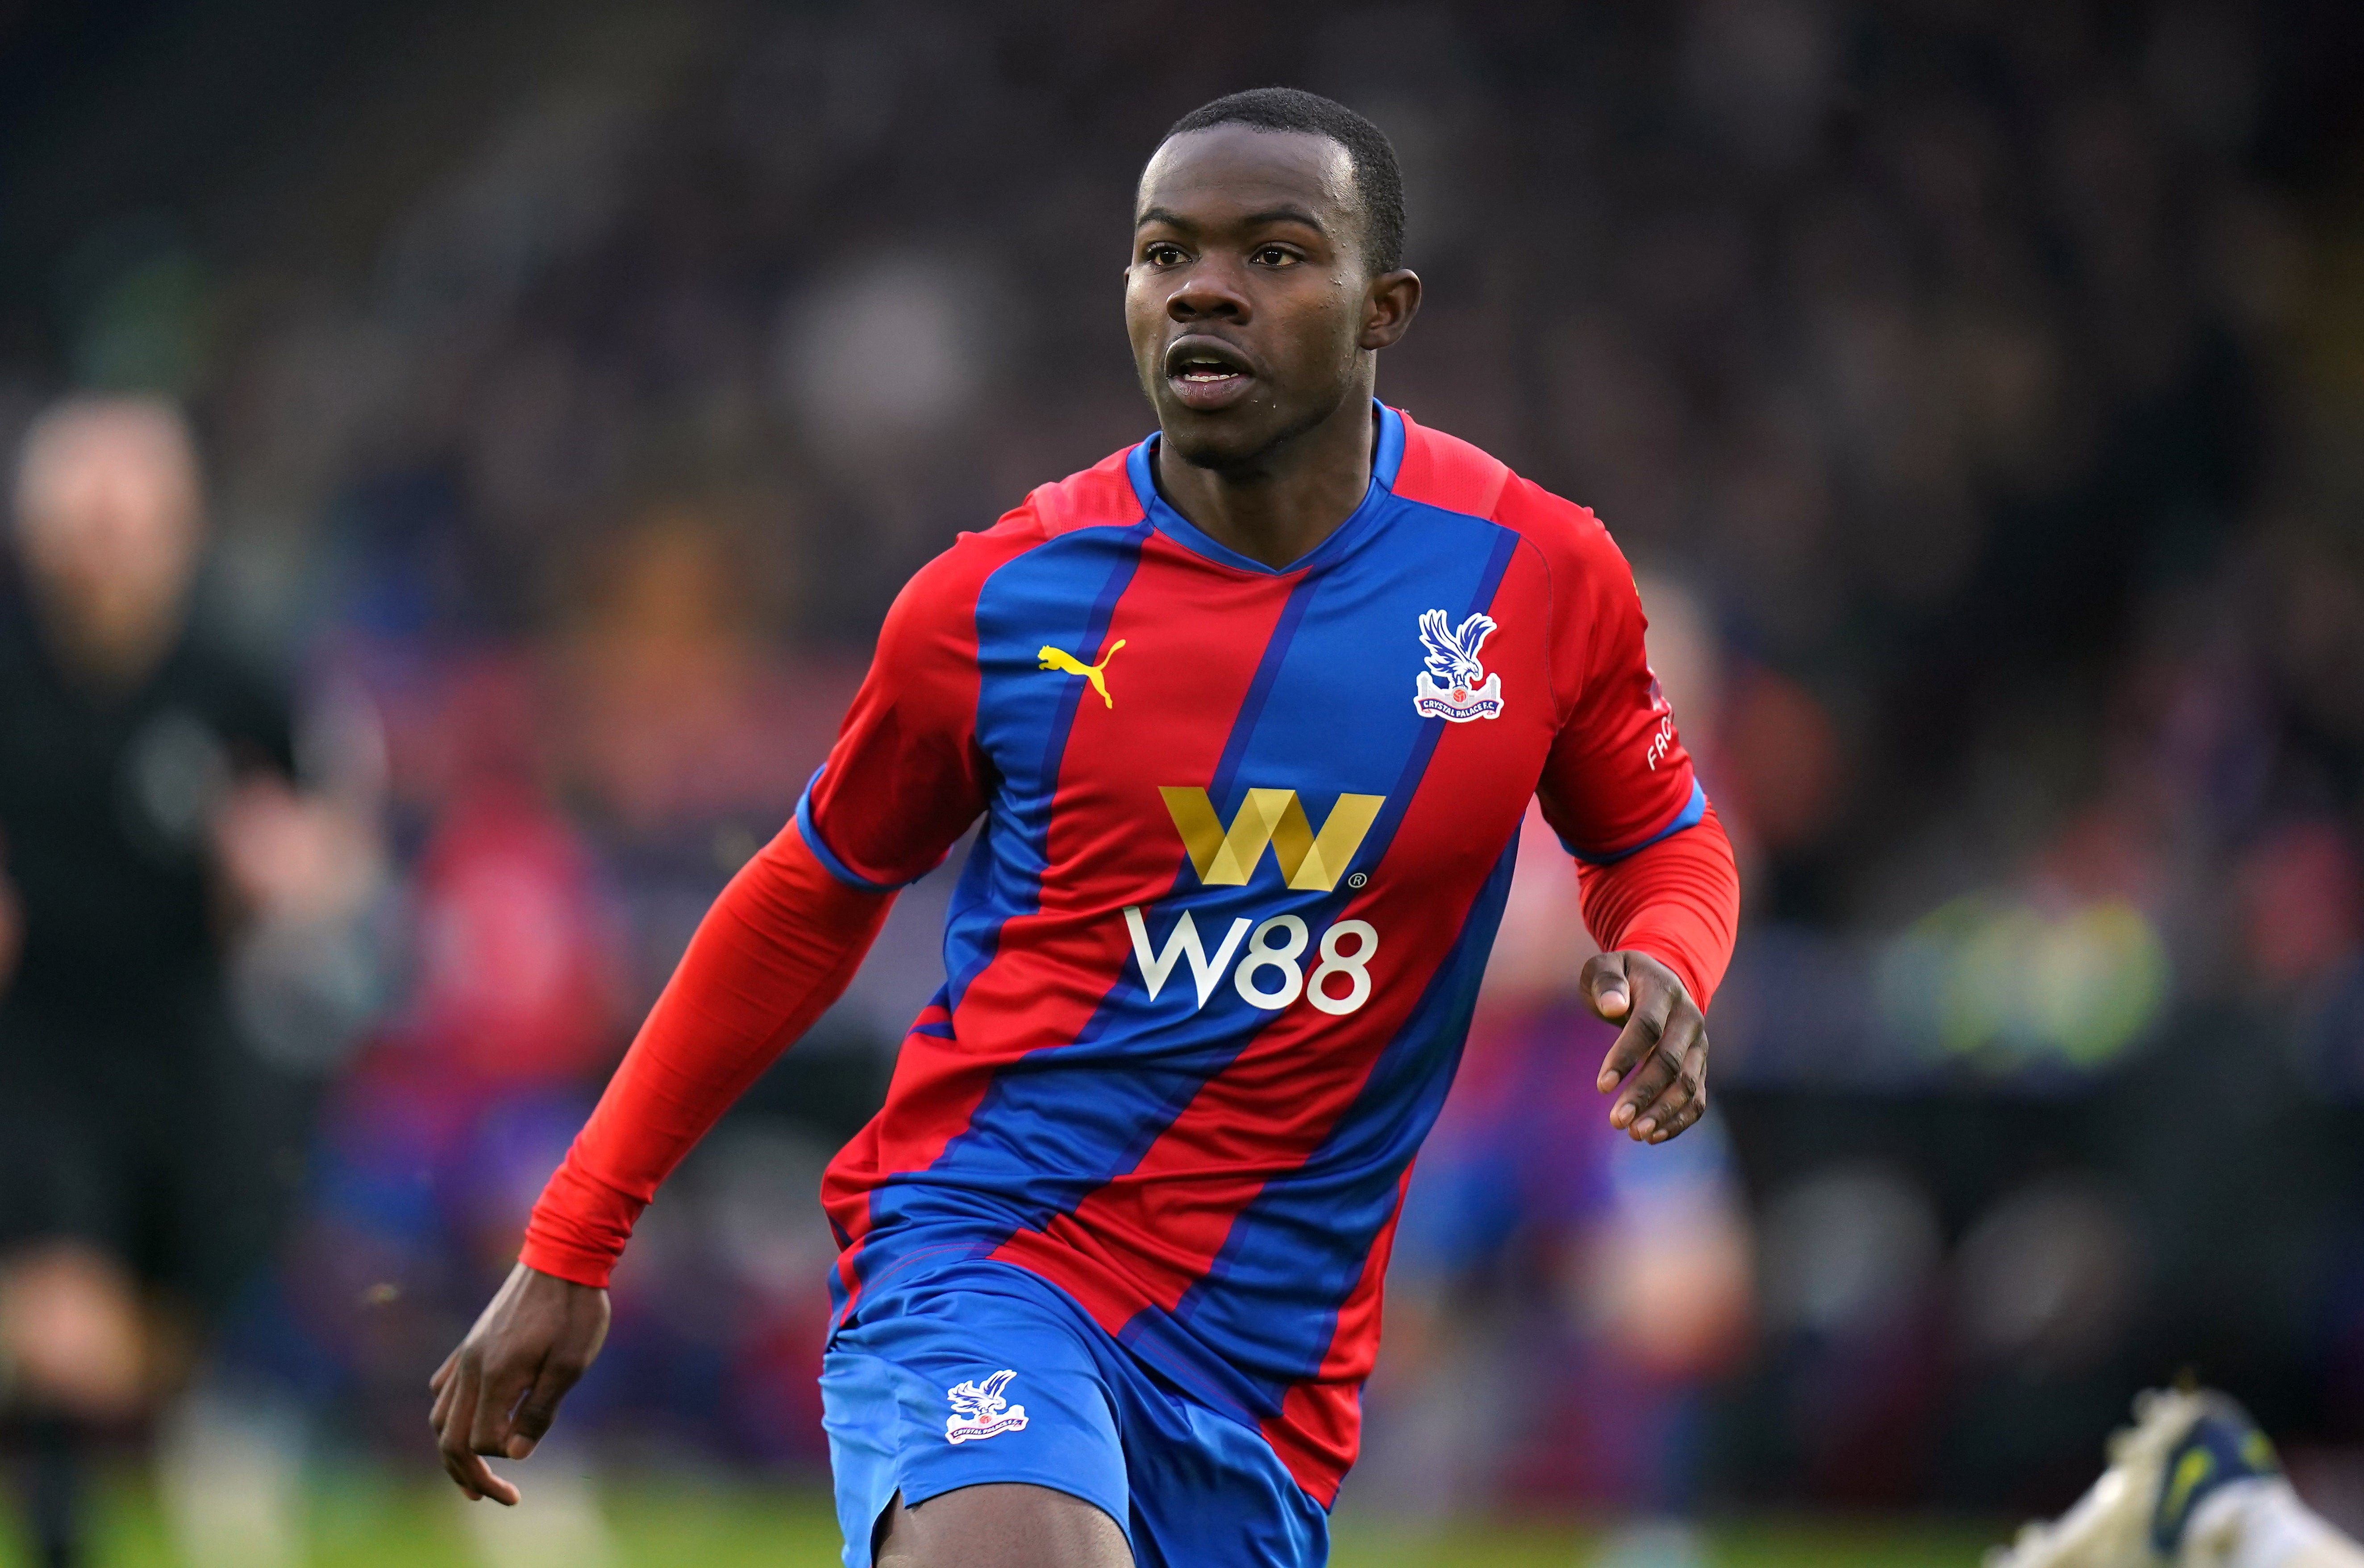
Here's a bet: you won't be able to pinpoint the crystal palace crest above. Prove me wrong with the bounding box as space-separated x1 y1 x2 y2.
1414 610 1504 722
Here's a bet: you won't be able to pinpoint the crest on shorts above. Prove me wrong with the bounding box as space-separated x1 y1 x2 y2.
1414 609 1503 722
944 1369 1029 1444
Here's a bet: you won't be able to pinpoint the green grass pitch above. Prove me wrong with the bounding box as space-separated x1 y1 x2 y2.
0 1470 2003 1566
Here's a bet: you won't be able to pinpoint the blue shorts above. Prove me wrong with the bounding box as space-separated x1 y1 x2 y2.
819 1259 1329 1568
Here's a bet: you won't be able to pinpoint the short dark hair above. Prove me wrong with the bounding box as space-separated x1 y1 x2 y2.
1162 88 1406 275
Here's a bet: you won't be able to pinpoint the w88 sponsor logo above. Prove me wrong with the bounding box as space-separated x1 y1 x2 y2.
1121 905 1379 1017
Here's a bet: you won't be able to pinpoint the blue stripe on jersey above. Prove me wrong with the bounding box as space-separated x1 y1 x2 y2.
1562 776 1708 863
1167 833 1520 1397
1207 568 1323 823
938 522 1150 1014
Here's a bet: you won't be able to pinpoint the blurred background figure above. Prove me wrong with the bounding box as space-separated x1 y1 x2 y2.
0 397 384 1568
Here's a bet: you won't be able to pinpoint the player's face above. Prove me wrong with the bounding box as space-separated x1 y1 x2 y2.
1127 126 1415 472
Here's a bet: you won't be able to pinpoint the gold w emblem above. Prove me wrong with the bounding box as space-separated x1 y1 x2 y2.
1159 787 1385 892
1039 640 1126 708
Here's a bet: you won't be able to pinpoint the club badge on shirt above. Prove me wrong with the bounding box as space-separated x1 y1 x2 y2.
945 1369 1029 1444
1413 609 1503 722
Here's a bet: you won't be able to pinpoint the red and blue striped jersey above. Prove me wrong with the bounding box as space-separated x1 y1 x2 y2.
800 404 1703 1504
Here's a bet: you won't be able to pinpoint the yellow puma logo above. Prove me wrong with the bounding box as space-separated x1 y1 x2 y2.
1039 639 1125 708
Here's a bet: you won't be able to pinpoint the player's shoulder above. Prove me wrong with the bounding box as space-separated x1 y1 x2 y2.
900 443 1147 607
1017 441 1147 539
1390 408 1627 579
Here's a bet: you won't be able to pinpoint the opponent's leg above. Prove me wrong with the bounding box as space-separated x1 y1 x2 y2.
2183 1479 2364 1568
1990 1387 2364 1568
873 1482 1133 1568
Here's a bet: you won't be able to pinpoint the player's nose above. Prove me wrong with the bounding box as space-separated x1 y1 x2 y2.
1165 258 1249 321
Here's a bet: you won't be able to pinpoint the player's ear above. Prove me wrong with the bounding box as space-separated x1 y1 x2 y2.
1359 269 1421 351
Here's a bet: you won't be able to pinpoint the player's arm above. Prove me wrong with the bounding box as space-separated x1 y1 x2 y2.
430 531 1008 1502
1529 495 1740 1144
429 819 893 1501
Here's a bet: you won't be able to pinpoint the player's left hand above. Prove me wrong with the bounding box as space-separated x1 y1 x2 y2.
1582 950 1708 1144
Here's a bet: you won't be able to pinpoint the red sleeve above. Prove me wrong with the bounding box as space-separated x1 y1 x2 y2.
1573 802 1740 1009
1522 481 1704 863
797 520 1036 890
1503 478 1734 1005
519 821 892 1287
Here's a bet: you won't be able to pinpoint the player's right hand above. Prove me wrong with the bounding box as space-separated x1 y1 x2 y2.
429 1262 610 1504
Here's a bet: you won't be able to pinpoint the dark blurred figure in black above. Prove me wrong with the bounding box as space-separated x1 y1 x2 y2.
0 396 369 1568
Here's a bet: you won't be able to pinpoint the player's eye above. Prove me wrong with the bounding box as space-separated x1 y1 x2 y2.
1251 246 1299 267
1143 242 1186 267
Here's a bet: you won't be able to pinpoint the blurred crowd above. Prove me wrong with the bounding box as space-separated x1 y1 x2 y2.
3 0 2363 1561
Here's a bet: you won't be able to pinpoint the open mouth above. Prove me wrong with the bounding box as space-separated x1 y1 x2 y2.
1176 357 1245 384
1163 338 1254 405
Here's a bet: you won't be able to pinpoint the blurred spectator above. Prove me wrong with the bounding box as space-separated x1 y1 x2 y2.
0 396 382 1568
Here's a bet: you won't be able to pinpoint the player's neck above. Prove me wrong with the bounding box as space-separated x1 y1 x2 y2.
1153 396 1375 570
